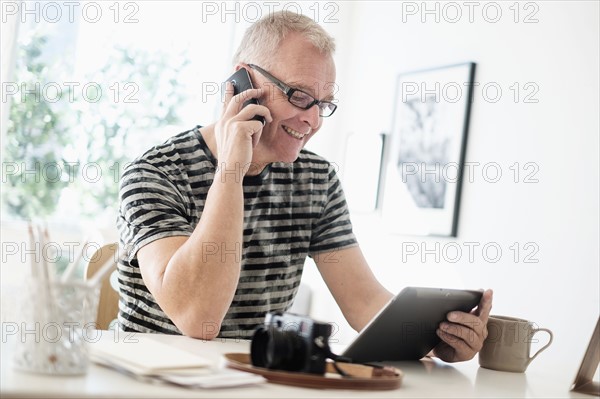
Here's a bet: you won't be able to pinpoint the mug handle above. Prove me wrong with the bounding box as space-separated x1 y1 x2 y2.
527 328 554 365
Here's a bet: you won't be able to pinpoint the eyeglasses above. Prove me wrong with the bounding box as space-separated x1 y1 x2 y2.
248 64 337 117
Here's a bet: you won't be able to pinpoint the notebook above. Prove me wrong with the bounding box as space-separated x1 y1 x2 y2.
90 334 265 388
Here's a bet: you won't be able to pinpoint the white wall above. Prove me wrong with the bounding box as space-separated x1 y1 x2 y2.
2 1 597 375
303 0 599 374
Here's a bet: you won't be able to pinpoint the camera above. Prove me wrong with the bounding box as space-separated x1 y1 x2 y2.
250 312 333 374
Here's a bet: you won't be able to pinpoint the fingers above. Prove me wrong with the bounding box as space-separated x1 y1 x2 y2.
446 310 485 329
445 312 488 347
223 88 264 117
242 119 264 147
431 341 455 362
475 289 493 323
221 88 272 130
436 328 476 361
438 320 483 353
445 289 493 335
216 84 274 170
235 103 273 125
222 81 235 112
435 289 494 362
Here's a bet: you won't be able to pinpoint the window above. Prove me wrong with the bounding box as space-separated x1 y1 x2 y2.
2 2 236 225
1 2 238 323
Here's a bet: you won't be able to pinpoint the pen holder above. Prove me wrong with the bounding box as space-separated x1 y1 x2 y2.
13 279 100 375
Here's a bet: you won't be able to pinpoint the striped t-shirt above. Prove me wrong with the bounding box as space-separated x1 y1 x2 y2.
117 126 357 338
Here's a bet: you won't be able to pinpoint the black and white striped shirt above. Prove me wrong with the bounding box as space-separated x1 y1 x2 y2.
117 126 357 338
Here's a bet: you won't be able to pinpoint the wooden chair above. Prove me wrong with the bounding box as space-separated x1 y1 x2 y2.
85 242 119 330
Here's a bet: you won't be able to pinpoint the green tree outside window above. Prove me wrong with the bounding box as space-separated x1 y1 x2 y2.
3 28 189 220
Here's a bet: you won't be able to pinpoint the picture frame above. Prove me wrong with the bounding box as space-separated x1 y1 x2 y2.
380 62 476 237
571 317 600 396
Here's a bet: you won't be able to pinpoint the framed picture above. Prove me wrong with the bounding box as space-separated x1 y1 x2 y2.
571 317 600 396
380 62 476 236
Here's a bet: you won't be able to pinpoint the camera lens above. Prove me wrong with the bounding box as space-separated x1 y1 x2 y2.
250 326 307 371
266 329 306 371
250 326 269 368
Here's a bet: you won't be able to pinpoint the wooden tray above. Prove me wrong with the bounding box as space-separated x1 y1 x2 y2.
224 353 403 390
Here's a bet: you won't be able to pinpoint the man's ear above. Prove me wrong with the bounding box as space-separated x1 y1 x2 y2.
234 63 249 72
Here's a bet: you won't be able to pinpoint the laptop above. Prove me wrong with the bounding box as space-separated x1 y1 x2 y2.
341 287 483 362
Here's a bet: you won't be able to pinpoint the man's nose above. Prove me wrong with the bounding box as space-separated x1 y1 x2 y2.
300 104 321 130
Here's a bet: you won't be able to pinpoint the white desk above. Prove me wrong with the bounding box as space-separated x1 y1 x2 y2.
0 331 590 398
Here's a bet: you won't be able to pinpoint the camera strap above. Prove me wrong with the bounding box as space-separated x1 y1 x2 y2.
316 337 391 378
325 352 353 377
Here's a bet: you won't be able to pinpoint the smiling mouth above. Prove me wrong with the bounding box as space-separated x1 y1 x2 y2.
283 125 309 140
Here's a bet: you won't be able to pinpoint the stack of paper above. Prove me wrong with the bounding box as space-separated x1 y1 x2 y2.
90 336 264 388
159 369 266 389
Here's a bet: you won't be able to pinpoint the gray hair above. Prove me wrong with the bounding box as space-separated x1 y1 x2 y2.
233 10 336 68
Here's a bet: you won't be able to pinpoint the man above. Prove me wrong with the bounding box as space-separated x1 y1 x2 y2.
117 10 492 363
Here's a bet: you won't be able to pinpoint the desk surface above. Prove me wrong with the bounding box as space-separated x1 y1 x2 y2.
0 331 589 398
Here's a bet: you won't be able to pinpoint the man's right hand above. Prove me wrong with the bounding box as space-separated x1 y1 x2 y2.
214 82 272 178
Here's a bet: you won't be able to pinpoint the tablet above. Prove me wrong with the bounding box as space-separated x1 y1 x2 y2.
342 287 483 362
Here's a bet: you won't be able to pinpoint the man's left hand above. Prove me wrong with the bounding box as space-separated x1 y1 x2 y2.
432 289 493 363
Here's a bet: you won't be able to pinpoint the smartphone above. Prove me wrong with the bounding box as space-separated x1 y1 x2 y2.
226 68 266 125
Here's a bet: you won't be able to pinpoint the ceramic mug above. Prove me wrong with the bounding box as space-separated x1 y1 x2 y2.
479 315 553 373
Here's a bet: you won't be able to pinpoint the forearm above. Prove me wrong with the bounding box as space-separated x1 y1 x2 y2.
316 246 394 333
348 285 394 332
157 170 244 337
